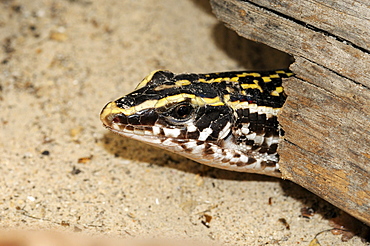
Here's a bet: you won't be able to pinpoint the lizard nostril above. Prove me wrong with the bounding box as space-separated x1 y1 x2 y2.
110 114 128 125
112 116 120 123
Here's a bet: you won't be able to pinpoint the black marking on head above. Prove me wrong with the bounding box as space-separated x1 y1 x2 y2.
264 128 275 138
236 135 247 144
204 147 215 155
249 112 258 122
236 108 250 124
178 130 187 139
144 126 153 133
258 114 266 124
258 145 269 153
209 114 232 140
238 76 255 84
174 73 199 81
245 140 254 146
246 157 256 165
125 125 134 131
267 144 278 154
235 161 245 167
138 110 159 126
186 131 200 140
260 161 267 170
112 114 128 125
195 109 221 132
265 116 278 127
261 160 276 168
151 70 175 84
180 143 192 152
194 105 232 140
251 145 261 151
263 117 280 138
203 142 214 155
249 124 263 135
184 147 192 153
115 96 136 108
236 156 256 166
189 83 219 98
127 114 141 125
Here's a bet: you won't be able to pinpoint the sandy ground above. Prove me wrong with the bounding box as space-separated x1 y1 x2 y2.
0 0 366 245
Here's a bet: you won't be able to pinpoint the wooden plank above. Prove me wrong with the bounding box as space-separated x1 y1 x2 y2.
290 57 370 117
248 0 370 51
279 58 370 224
210 0 370 225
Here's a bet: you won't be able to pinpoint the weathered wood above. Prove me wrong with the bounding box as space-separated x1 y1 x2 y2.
246 0 370 51
210 0 370 225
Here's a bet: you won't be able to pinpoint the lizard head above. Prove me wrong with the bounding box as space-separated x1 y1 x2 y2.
100 70 290 177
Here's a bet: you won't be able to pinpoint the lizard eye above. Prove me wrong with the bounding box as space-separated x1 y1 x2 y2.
165 103 195 124
173 104 193 118
171 103 194 119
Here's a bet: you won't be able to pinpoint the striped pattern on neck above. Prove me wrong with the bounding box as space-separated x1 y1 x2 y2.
100 69 294 177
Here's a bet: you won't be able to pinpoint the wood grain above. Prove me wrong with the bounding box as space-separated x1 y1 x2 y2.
210 0 370 225
246 0 370 50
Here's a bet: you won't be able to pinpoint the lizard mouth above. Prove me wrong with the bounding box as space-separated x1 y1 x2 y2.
100 100 281 177
101 101 185 139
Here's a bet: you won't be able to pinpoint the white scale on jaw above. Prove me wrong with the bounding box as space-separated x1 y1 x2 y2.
186 123 197 132
185 141 205 154
112 123 279 175
198 127 213 141
218 122 231 140
253 135 264 145
163 127 181 138
152 125 161 136
110 115 279 169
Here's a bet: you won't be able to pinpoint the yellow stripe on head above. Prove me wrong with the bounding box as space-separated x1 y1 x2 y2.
276 70 294 77
237 72 261 77
241 83 263 92
262 77 272 82
118 99 159 116
175 80 191 86
275 86 284 93
269 74 280 78
155 94 195 108
100 101 122 121
203 96 224 106
270 86 284 96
